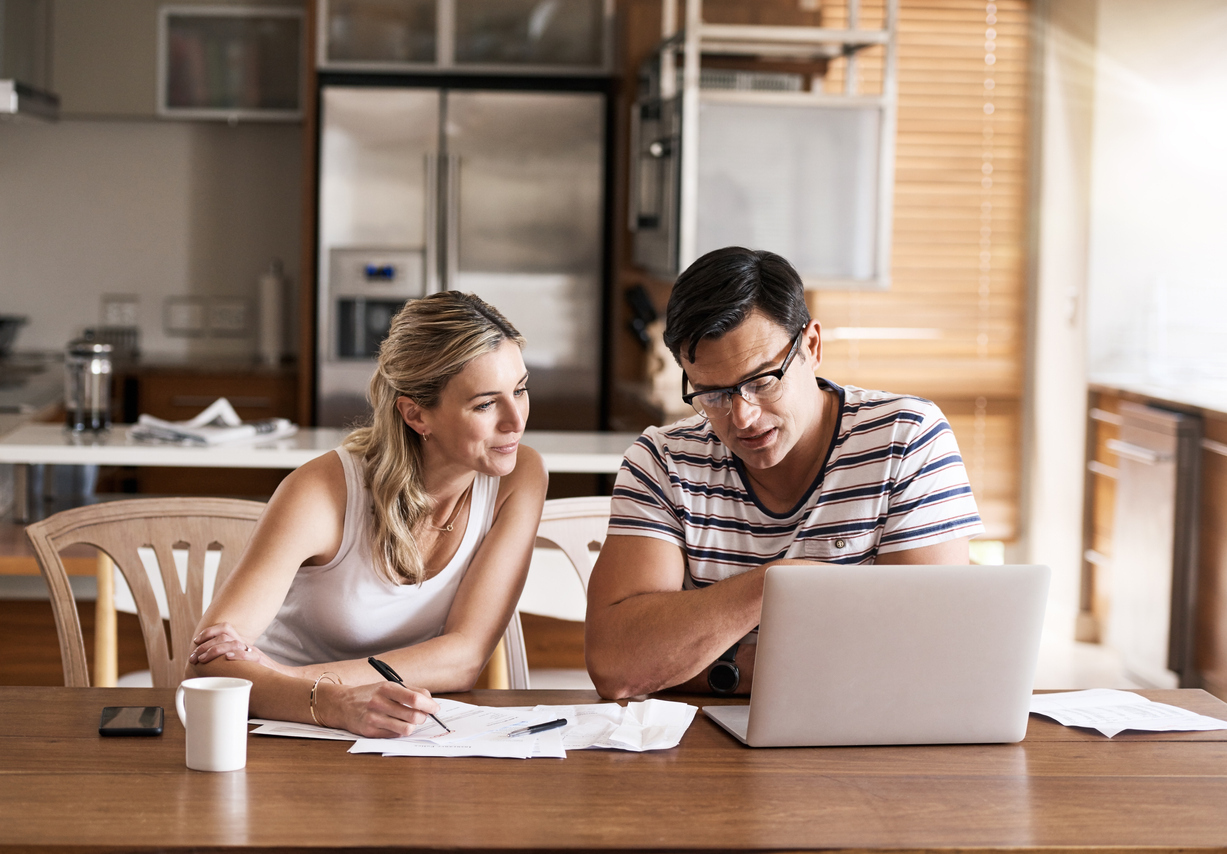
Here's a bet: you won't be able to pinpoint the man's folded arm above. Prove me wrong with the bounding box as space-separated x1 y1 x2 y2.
875 536 971 566
584 534 766 699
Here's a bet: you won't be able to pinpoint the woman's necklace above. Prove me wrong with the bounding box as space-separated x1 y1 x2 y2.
429 481 473 533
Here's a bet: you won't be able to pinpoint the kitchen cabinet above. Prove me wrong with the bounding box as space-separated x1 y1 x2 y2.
1082 382 1227 700
1106 402 1200 688
1 0 53 93
158 5 305 121
50 0 304 119
51 0 158 117
319 0 612 72
1199 415 1227 700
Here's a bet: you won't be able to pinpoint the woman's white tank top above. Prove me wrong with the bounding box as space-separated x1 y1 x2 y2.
256 446 499 668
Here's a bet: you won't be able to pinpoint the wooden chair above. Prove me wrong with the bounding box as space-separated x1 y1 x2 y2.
25 497 265 688
499 496 611 689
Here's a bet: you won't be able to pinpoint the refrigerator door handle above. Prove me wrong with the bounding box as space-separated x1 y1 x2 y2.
425 152 441 295
444 153 460 291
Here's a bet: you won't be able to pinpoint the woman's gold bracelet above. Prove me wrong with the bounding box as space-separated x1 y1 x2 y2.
309 671 340 727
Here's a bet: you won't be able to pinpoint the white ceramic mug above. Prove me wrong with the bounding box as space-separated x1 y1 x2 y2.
175 677 252 772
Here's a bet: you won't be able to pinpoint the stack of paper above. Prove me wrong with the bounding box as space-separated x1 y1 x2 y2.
1030 689 1227 738
251 697 698 759
129 397 297 446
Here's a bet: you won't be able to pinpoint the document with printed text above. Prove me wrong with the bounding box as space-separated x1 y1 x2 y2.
250 697 697 759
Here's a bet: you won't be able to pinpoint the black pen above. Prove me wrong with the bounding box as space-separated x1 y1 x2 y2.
506 718 568 738
367 656 452 734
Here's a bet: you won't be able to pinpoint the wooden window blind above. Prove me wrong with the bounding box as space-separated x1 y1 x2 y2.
810 0 1029 540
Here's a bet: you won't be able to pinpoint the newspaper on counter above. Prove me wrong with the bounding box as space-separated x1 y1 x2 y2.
1030 688 1227 738
250 697 698 759
129 397 296 445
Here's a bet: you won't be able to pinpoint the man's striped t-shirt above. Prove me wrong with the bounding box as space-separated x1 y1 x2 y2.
608 381 985 588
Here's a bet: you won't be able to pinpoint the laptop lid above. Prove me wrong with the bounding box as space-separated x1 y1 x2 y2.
705 563 1049 747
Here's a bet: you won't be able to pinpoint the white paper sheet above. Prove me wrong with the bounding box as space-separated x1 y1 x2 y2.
1030 689 1227 738
250 698 697 758
351 736 537 759
539 699 698 752
413 699 527 740
249 718 357 741
249 699 526 742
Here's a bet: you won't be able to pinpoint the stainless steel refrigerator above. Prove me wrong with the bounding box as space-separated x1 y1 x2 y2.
316 82 607 429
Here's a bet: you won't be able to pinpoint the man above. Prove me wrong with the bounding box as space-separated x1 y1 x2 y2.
585 247 984 699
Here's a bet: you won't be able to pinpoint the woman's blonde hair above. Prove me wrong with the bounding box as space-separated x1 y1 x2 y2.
344 292 525 585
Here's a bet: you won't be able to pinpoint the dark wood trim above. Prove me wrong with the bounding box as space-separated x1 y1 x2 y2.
297 0 320 427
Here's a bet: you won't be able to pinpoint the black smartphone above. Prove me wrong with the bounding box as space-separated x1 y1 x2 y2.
99 706 164 736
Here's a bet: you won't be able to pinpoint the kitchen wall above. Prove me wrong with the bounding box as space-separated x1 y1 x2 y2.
0 118 302 359
1085 0 1227 383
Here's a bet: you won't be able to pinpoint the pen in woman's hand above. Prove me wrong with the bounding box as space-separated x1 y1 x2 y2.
367 657 452 733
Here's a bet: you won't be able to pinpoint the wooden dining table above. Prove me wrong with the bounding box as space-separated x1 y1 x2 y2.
2 686 1227 852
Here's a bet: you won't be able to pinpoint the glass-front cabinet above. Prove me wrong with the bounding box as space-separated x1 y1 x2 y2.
158 6 305 121
320 0 611 73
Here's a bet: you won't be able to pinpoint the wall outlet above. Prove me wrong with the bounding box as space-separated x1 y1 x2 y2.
164 296 206 336
101 294 138 327
208 297 250 336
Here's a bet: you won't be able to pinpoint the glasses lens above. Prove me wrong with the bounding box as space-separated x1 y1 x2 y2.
739 375 783 406
691 392 728 416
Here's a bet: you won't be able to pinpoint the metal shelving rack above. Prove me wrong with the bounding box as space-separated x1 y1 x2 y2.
647 0 899 290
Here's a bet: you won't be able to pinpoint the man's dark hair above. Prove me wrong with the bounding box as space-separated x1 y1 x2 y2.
663 247 811 365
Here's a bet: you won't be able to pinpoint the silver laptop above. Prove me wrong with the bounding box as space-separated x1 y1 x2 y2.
703 563 1049 747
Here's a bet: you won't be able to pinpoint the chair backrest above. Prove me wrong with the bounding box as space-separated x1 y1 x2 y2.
501 495 611 689
25 497 265 688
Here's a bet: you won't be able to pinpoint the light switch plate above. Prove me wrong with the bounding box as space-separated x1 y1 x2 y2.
101 294 138 327
164 296 206 336
208 297 250 336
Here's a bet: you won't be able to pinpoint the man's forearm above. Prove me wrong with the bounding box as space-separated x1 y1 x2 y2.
585 567 766 699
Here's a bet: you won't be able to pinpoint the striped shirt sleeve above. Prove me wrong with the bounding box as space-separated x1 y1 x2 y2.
877 400 984 553
608 428 687 547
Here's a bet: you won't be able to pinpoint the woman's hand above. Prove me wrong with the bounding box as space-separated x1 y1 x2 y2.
320 681 442 738
189 622 290 675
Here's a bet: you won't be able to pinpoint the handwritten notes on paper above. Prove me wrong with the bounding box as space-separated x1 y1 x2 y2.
250 697 698 759
1030 689 1227 738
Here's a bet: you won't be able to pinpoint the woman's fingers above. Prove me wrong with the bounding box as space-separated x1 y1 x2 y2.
192 622 240 646
189 622 255 664
338 683 440 738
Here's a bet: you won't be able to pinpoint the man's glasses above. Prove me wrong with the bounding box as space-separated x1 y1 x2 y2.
681 328 804 417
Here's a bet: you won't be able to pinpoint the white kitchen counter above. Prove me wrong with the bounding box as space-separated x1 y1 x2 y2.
1089 374 1227 418
0 423 639 472
0 423 639 524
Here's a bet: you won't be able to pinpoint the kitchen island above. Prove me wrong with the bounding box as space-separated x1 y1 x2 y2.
0 423 640 520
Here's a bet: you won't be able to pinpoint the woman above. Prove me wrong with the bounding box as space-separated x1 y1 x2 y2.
187 292 547 738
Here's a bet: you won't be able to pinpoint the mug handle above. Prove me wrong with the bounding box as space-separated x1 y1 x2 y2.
175 684 188 729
